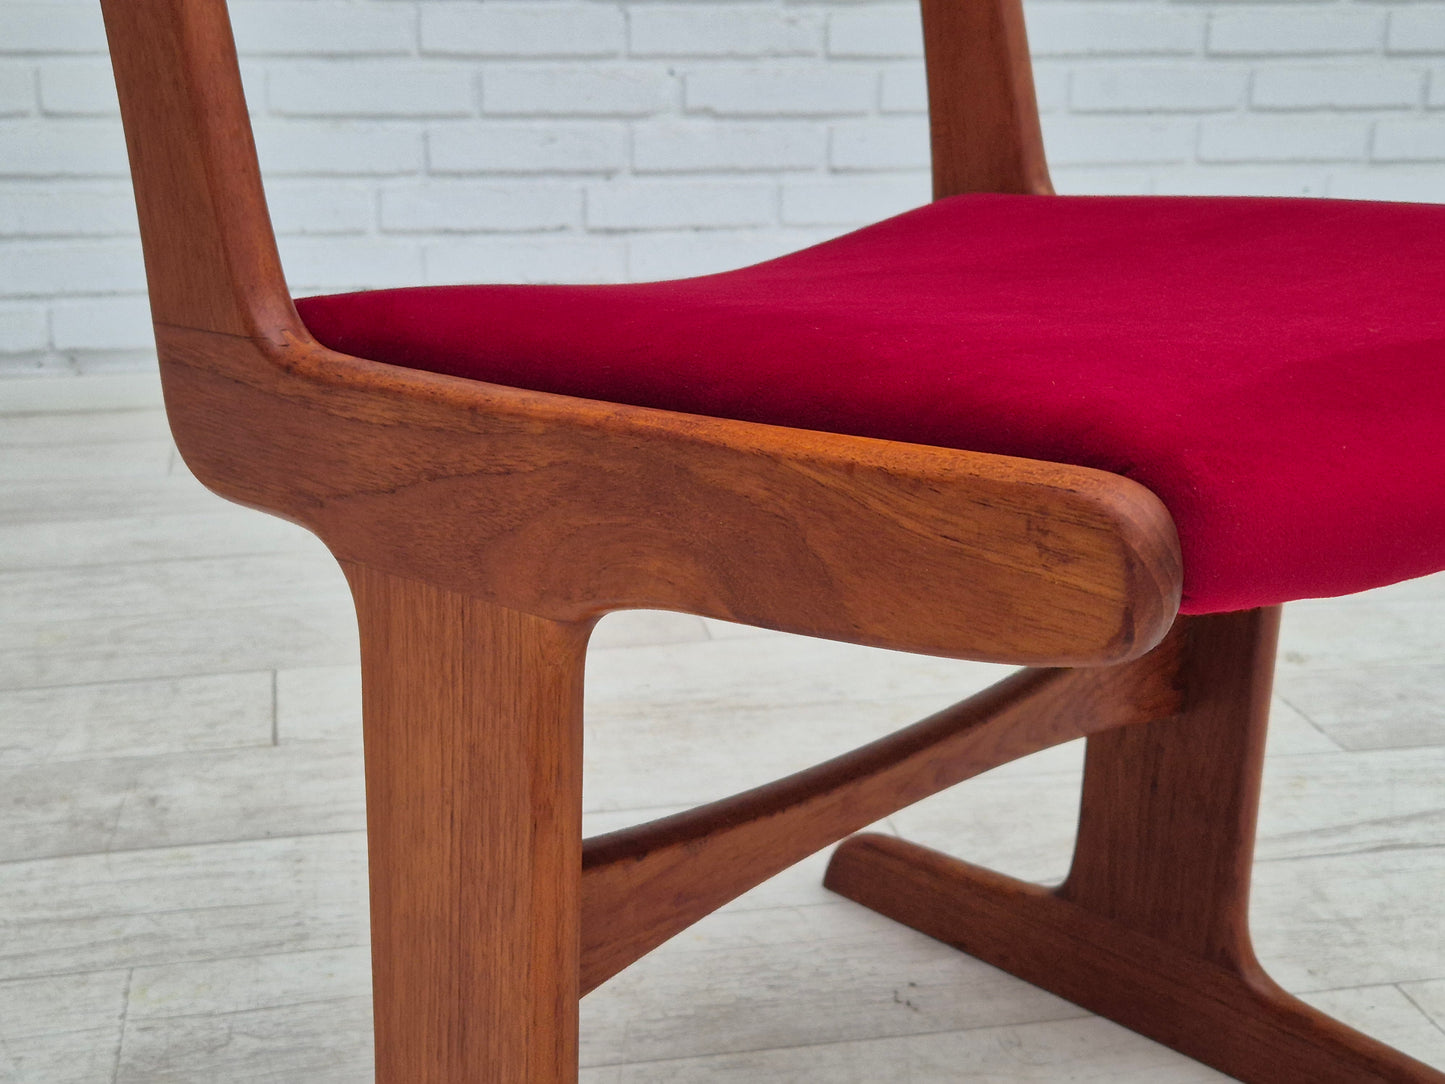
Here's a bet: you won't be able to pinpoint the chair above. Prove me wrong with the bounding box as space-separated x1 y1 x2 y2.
98 0 1445 1080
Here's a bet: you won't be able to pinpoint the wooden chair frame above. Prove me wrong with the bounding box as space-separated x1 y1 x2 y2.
98 0 1443 1080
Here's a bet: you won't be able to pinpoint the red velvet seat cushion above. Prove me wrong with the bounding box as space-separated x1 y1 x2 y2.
296 194 1445 615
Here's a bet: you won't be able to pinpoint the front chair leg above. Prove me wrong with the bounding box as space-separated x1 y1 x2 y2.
827 607 1445 1083
345 563 589 1084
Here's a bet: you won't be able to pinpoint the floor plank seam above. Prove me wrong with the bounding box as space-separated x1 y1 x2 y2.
0 827 369 869
1275 694 1347 749
579 1007 1098 1070
1398 986 1445 1040
109 967 133 1084
1255 839 1445 866
0 547 311 575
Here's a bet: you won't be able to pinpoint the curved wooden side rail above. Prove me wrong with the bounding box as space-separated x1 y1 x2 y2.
158 323 1182 667
579 640 1183 994
103 0 1175 665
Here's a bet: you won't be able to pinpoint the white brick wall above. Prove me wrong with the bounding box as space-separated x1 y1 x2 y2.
1 0 1443 371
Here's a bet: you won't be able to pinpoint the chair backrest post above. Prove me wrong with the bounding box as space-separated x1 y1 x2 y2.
100 0 301 344
920 0 1053 197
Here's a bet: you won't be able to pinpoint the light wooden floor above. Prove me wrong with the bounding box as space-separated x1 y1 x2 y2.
2 370 1443 1083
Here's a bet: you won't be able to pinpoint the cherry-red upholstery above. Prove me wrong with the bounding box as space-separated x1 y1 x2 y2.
296 194 1445 615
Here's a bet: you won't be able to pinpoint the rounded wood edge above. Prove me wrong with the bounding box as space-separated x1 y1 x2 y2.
156 323 1183 666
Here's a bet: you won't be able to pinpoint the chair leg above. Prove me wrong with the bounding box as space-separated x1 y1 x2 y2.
826 607 1445 1083
346 563 589 1084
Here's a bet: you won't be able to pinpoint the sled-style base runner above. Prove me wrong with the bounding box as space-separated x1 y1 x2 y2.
826 608 1445 1084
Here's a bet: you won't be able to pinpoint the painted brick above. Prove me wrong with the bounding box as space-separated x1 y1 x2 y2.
428 121 627 174
0 6 108 55
1208 9 1385 57
779 174 928 225
1251 65 1425 111
268 63 475 118
879 65 926 114
1049 168 1155 195
251 122 424 176
685 66 875 116
0 303 48 353
633 121 824 172
1043 117 1198 166
0 120 128 176
1199 117 1370 163
1072 66 1246 113
1430 68 1445 107
264 182 375 236
277 237 426 293
628 228 832 280
828 118 930 170
826 7 922 59
380 181 582 232
1328 168 1445 203
1155 168 1327 197
422 4 625 58
229 3 415 56
50 295 151 352
0 241 144 297
1388 8 1445 56
482 66 676 117
425 237 629 285
38 59 118 116
630 7 821 59
238 62 267 116
585 179 776 229
1374 118 1445 161
0 184 137 236
1027 5 1203 58
1033 66 1070 113
0 65 34 116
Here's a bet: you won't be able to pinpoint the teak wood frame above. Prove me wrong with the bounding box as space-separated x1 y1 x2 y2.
97 0 1443 1080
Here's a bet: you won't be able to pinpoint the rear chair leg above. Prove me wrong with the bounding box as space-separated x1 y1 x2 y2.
826 607 1445 1083
346 564 589 1084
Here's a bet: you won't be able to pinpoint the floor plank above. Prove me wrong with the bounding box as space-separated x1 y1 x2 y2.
0 835 369 982
0 672 273 769
0 474 227 527
0 408 169 446
0 742 365 862
0 511 309 572
0 605 358 690
0 442 174 482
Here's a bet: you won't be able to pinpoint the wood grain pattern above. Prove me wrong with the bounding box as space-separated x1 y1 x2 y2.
100 0 1181 669
347 563 590 1084
826 608 1445 1083
1060 605 1280 967
97 0 294 340
921 0 1053 197
156 324 1181 667
827 836 1445 1084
